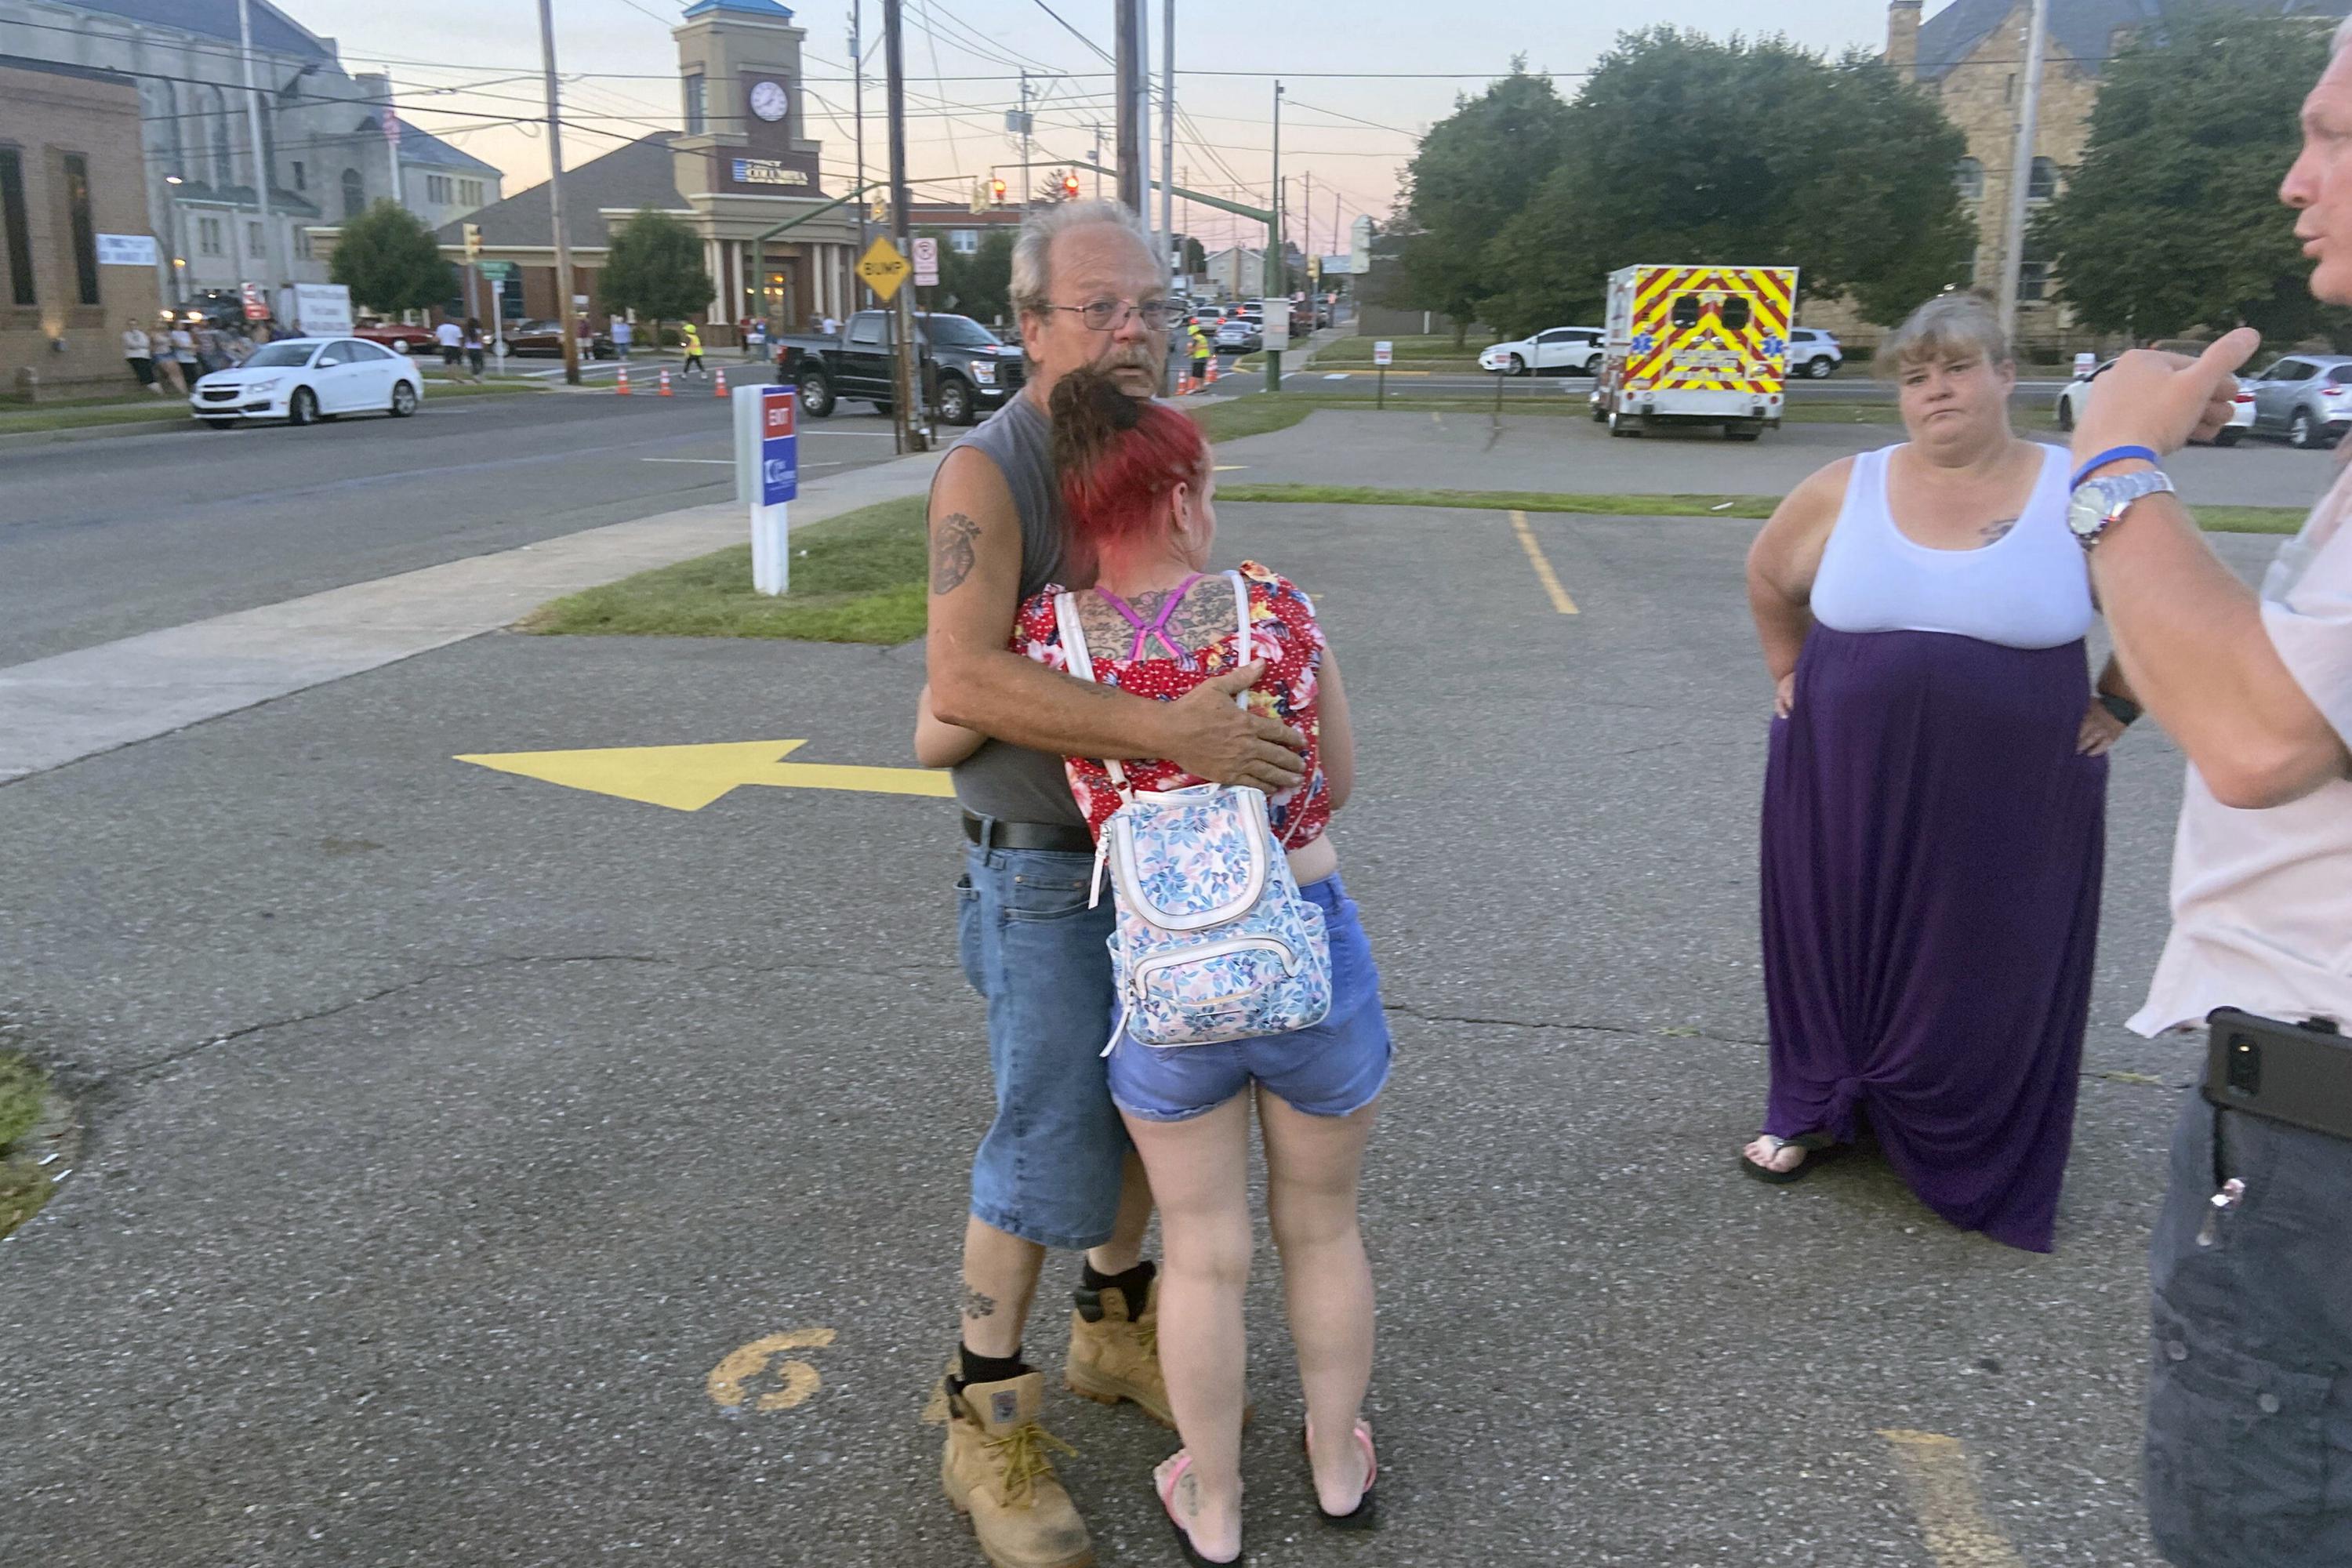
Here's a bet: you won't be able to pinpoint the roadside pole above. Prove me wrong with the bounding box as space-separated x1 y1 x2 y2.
1374 337 1390 408
736 381 798 594
537 0 582 387
1994 0 2050 344
236 0 283 301
882 0 924 454
1265 79 1283 394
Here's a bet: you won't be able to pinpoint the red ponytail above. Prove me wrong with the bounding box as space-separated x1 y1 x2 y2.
1048 368 1207 550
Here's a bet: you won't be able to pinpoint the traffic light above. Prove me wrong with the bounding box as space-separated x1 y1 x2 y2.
463 222 482 260
989 176 1007 205
1061 171 1080 200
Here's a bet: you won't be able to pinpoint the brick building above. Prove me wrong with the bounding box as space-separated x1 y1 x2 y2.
0 54 161 398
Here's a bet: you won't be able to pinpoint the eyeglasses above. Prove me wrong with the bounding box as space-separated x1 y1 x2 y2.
1050 297 1186 332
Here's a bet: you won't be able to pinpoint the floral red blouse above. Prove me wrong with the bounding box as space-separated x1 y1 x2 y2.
1013 560 1330 845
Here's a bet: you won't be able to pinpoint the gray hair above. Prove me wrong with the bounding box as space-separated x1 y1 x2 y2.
1874 292 2013 379
1009 199 1152 318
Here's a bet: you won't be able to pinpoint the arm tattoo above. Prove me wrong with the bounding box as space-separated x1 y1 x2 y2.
1979 517 2018 544
931 512 982 594
960 1287 997 1319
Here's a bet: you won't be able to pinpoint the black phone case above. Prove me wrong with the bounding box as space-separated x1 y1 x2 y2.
2203 1007 2352 1141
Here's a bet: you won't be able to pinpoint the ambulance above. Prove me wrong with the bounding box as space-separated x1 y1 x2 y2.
1591 263 1798 440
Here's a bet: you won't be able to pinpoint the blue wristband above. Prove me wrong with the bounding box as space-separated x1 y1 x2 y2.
2071 445 2161 490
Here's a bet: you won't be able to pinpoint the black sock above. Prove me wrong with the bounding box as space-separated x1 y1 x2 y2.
1080 1258 1157 1316
956 1344 1026 1388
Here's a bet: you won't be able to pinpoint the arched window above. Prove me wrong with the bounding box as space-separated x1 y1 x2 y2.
342 168 365 220
2028 157 2059 201
1954 157 1984 202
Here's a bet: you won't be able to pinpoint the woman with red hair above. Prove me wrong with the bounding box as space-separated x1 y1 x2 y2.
927 367 1385 1562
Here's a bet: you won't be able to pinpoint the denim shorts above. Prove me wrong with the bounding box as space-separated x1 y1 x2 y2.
2146 1084 2352 1567
956 837 1129 1252
1109 874 1392 1123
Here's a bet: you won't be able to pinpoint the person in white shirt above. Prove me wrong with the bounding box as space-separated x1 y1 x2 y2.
609 315 633 360
434 318 463 375
2068 23 2352 1567
122 320 158 394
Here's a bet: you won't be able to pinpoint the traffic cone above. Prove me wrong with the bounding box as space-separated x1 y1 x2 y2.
659 368 673 396
1204 356 1218 386
1178 369 1192 395
616 365 631 396
714 366 729 398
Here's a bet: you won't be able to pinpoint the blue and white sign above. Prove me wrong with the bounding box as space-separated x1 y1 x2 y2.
95 233 158 267
760 386 798 505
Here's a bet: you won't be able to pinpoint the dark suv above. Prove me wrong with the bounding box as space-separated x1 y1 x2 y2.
776 310 1023 423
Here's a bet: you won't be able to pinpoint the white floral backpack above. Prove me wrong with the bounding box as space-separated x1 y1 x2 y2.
1054 571 1334 1053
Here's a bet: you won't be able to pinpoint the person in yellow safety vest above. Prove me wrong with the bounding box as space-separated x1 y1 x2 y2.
1187 320 1210 386
680 321 706 378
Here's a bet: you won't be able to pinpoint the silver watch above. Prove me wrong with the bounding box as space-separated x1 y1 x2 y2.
2068 468 2175 550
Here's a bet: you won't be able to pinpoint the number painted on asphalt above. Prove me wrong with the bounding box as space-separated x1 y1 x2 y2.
708 1327 837 1412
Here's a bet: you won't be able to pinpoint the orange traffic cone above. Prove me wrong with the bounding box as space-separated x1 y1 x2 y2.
659 368 673 396
1178 370 1192 395
1204 356 1218 386
714 366 729 398
616 365 632 396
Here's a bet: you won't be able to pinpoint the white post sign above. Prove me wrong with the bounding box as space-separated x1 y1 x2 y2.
735 382 798 595
912 236 939 287
1258 296 1290 353
1372 339 1393 367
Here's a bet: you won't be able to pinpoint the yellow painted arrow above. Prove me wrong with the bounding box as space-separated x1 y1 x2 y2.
454 739 955 811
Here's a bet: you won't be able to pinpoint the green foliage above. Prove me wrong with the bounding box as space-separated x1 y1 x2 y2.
602 208 717 328
0 1052 45 1152
2033 10 2351 344
328 200 456 314
1181 236 1207 274
926 227 1014 323
1481 29 1971 335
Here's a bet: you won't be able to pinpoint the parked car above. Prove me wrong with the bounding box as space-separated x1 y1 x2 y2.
2056 357 2252 446
1479 326 1606 377
1785 327 1844 379
189 336 423 429
353 318 438 354
502 319 616 359
773 309 1023 424
2238 354 2352 448
1214 317 1262 353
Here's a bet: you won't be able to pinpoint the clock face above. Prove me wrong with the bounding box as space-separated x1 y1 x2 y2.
750 80 789 123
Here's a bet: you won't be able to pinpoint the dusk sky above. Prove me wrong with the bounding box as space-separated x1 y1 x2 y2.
299 0 1902 251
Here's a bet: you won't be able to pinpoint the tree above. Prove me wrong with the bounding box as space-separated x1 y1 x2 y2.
1385 64 1576 342
1483 29 1973 336
329 199 454 315
2034 9 2350 345
926 227 1014 324
601 208 714 328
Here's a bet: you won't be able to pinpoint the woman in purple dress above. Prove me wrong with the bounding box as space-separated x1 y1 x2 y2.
1740 295 2142 1252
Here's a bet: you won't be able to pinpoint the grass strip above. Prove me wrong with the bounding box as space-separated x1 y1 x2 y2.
521 495 930 641
0 1051 53 1242
0 377 539 436
1312 334 1503 363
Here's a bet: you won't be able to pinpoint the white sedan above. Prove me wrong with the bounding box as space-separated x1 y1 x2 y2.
2055 358 2252 447
190 336 423 429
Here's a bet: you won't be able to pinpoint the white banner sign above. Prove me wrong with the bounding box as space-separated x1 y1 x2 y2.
95 233 158 267
293 282 354 336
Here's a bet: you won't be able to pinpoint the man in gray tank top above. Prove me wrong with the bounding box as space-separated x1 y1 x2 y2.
925 200 1305 1566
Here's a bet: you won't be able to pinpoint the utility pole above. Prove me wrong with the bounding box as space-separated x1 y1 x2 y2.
1116 1 1142 211
1265 79 1282 394
383 74 401 217
1300 169 1312 266
1091 125 1104 199
537 0 581 385
884 0 924 452
1018 71 1033 209
1995 0 2049 345
851 3 868 261
1160 0 1175 279
236 0 282 304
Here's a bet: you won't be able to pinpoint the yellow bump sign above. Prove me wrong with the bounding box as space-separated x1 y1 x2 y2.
857 236 911 303
453 739 955 811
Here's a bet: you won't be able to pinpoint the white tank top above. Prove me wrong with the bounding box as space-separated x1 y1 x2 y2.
1809 443 2093 651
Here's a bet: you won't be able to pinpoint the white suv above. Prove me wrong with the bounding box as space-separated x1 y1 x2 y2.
1479 326 1605 377
1786 328 1842 379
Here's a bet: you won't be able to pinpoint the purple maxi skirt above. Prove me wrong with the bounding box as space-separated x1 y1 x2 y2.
1759 625 2106 1253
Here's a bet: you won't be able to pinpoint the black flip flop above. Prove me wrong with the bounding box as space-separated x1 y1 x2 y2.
1740 1132 1838 1185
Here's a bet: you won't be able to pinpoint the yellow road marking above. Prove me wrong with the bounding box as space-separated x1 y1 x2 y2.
1214 464 1249 471
454 739 956 811
1509 510 1579 615
709 1327 837 1412
1878 1430 2027 1568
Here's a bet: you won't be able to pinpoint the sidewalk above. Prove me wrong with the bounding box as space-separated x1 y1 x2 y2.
0 447 948 782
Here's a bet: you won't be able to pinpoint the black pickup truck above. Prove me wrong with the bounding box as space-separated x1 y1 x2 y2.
773 309 1024 425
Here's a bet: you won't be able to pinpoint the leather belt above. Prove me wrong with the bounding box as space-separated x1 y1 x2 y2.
962 812 1094 855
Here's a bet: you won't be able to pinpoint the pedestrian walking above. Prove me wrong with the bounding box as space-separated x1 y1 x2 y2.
925 365 1383 1566
122 318 158 393
1741 292 2137 1252
609 314 633 361
916 199 1305 1568
2065 24 2352 1564
679 320 706 377
435 317 463 377
463 318 487 381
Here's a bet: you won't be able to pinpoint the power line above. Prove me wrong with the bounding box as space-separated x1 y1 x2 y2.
1026 0 1116 65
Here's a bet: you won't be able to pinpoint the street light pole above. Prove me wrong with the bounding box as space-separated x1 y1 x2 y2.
537 0 581 386
851 2 868 262
1995 0 2049 346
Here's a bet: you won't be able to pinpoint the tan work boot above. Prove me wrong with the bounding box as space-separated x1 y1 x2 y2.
1065 1272 1174 1428
940 1369 1094 1568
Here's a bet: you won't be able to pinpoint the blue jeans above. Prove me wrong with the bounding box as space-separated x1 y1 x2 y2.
956 837 1127 1251
1109 875 1392 1123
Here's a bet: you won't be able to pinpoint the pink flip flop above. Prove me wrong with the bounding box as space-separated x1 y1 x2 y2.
1156 1451 1246 1565
1302 1421 1378 1529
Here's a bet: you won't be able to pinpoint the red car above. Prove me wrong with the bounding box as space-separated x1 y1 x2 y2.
354 320 437 354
